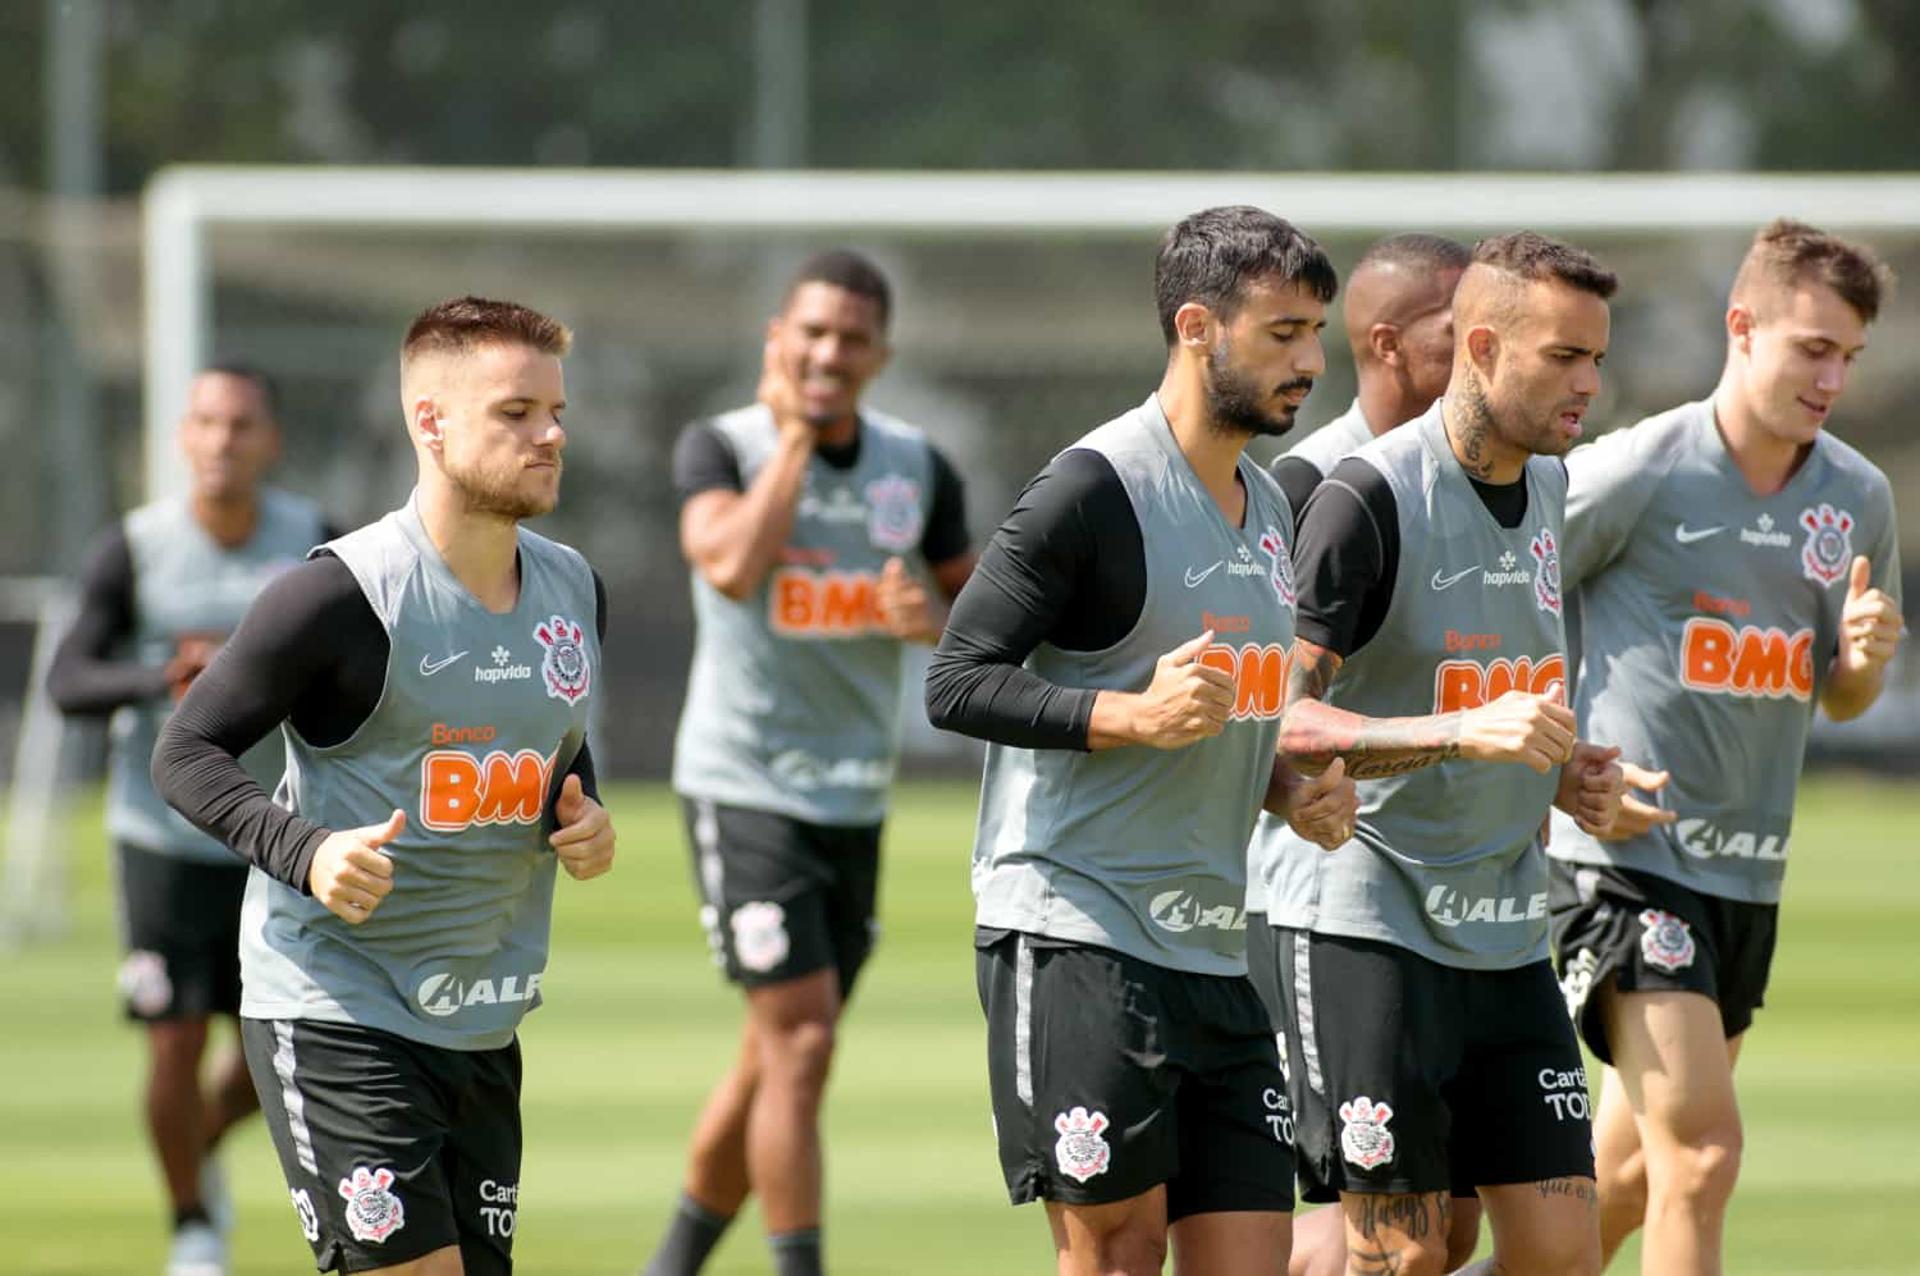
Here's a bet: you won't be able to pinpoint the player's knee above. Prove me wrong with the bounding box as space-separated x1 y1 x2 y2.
761 1016 837 1089
146 1018 210 1073
1498 1231 1601 1276
1660 1129 1743 1209
1086 1218 1167 1276
1348 1236 1448 1276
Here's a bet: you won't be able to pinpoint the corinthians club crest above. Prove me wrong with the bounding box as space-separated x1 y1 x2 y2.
1798 503 1855 587
533 614 591 706
1258 525 1297 606
864 474 924 554
337 1165 406 1244
1529 527 1563 616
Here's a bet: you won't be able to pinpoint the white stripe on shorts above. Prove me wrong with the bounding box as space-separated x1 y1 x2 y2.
271 1020 319 1175
1013 935 1035 1107
1292 931 1326 1097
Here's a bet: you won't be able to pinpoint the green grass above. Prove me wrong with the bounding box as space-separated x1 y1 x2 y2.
2 777 1915 1274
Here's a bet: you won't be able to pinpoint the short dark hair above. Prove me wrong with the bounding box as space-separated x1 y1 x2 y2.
1154 206 1339 344
199 362 280 418
1732 218 1893 323
402 296 573 369
783 249 893 328
1470 232 1618 299
1355 232 1471 276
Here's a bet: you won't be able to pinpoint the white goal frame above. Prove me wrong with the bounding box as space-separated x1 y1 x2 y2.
143 165 1920 500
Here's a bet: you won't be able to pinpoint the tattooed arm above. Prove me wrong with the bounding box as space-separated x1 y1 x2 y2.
1281 639 1579 780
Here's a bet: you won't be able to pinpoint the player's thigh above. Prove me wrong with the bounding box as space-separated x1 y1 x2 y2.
357 1246 464 1276
1478 1177 1601 1275
1046 1189 1170 1276
1449 961 1595 1192
684 799 844 987
1600 987 1740 1149
975 933 1181 1209
1275 929 1461 1199
241 1017 468 1273
1339 1191 1455 1276
441 1039 524 1276
1169 1207 1289 1276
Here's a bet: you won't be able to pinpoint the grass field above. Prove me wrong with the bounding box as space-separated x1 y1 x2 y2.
3 776 1917 1274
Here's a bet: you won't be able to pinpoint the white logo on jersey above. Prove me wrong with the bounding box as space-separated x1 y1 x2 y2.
414 971 543 1018
1424 885 1548 928
1740 512 1792 547
419 650 468 677
1148 890 1246 934
1798 503 1855 586
1673 524 1726 544
1053 1107 1112 1183
1674 818 1788 862
865 474 924 553
1184 561 1224 588
476 645 532 684
1481 550 1532 588
1430 565 1480 591
534 614 591 705
769 749 894 792
798 485 867 525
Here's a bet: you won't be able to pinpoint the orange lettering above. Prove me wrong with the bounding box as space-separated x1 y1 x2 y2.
769 569 886 637
420 747 558 833
421 751 483 832
475 751 549 825
1680 618 1813 701
1433 654 1567 713
1201 643 1290 721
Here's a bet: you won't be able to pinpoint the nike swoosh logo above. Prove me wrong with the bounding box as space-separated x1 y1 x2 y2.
1430 566 1480 591
1184 562 1224 588
1674 524 1726 544
419 651 469 677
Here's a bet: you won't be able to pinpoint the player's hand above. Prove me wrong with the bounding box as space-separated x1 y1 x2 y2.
1457 691 1577 774
163 636 222 700
876 557 940 643
1555 742 1625 837
307 810 403 924
550 773 615 882
1836 556 1903 678
1127 630 1235 749
1597 761 1677 842
757 338 815 446
1287 758 1357 852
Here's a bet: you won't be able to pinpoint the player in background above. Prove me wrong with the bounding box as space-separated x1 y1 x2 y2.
1270 232 1470 515
1549 220 1902 1275
642 251 974 1276
155 297 615 1276
1260 233 1639 1276
48 365 330 1276
1255 233 1480 1276
927 205 1356 1276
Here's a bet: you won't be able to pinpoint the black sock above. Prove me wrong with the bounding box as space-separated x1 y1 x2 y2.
640 1194 734 1276
172 1205 211 1231
769 1226 824 1276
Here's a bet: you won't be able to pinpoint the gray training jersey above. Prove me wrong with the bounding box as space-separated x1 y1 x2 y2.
110 490 327 863
1549 399 1901 904
1261 403 1569 970
239 498 599 1050
1280 398 1377 483
673 405 938 826
972 395 1298 977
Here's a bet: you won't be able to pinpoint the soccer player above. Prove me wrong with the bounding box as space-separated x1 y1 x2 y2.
1549 220 1903 1275
1270 232 1470 516
153 297 614 1276
1258 233 1635 1276
643 250 974 1276
925 205 1358 1276
1251 233 1480 1276
47 364 330 1276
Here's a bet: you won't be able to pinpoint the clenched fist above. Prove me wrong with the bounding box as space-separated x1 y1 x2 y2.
308 809 404 924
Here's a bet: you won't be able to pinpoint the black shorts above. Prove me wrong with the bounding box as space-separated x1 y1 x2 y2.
1549 860 1779 1065
975 930 1294 1219
114 841 248 1021
681 797 881 994
242 1018 522 1275
1259 925 1593 1201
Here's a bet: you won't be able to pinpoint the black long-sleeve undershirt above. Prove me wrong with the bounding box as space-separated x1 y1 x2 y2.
153 553 606 894
925 448 1146 751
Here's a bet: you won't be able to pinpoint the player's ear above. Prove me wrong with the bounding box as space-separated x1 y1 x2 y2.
1725 302 1755 356
1172 301 1214 351
1463 324 1498 373
411 396 444 452
1369 322 1401 367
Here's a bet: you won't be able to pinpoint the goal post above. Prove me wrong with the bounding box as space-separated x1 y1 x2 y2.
142 166 1920 501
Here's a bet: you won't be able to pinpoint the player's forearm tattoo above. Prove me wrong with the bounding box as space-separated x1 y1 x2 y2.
1345 1193 1451 1275
1281 641 1463 779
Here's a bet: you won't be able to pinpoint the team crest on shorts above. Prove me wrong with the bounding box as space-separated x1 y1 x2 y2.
117 949 172 1017
1338 1095 1396 1170
1798 503 1855 586
730 901 790 973
1052 1106 1112 1183
1638 909 1696 973
1258 525 1297 606
337 1165 406 1244
533 614 591 706
864 474 924 553
1530 528 1563 616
